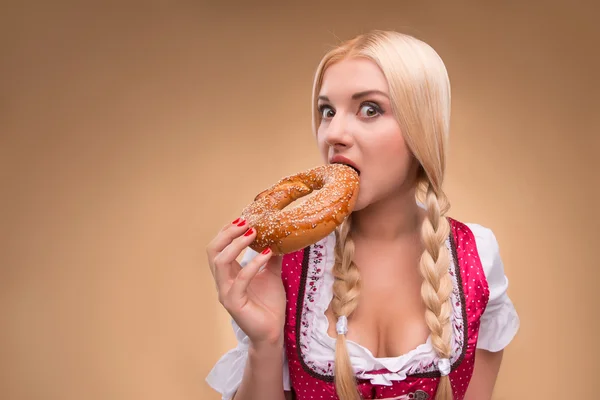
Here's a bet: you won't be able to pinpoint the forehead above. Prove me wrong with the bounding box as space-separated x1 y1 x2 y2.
319 58 389 96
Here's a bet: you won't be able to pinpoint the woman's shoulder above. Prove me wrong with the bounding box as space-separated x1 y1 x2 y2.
462 222 501 269
448 218 499 255
448 217 493 239
462 221 496 242
449 220 511 297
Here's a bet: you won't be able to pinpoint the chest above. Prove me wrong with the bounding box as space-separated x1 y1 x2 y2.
323 244 430 358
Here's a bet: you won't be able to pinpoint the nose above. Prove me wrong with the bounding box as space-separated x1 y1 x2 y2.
323 114 354 149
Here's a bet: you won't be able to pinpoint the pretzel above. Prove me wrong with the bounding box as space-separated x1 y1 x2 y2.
241 164 360 255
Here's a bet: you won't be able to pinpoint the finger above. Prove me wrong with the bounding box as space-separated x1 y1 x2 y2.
228 248 273 304
209 217 250 253
207 217 250 273
213 227 258 288
215 226 259 268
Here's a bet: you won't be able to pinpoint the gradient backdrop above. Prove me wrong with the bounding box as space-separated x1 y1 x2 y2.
1 1 598 399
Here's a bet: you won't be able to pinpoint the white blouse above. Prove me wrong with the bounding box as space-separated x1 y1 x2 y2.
206 222 520 400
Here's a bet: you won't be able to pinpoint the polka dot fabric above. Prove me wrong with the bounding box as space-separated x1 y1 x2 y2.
280 218 490 399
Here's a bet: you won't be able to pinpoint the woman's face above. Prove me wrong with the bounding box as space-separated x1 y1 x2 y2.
316 58 419 211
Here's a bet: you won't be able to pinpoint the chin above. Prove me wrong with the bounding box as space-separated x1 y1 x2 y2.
349 192 370 213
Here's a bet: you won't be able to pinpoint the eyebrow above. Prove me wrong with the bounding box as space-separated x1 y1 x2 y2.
317 90 389 102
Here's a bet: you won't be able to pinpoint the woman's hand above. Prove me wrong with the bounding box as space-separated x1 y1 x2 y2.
207 218 285 346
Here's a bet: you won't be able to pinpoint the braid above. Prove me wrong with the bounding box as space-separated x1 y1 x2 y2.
419 181 454 400
309 29 456 399
331 215 362 400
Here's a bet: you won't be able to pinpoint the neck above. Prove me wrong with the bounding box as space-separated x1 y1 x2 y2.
351 189 425 242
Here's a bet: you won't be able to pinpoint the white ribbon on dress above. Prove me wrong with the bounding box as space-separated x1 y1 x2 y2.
438 357 451 376
336 316 348 335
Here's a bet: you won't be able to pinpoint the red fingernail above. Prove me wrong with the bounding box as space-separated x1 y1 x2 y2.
237 219 246 227
232 218 241 224
243 228 254 236
261 248 271 254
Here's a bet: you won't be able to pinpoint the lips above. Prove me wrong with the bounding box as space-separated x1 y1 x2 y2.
329 155 360 175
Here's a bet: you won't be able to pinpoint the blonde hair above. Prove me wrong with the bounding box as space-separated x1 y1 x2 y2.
311 30 454 400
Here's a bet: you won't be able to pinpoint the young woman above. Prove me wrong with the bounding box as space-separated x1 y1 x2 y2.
206 30 519 400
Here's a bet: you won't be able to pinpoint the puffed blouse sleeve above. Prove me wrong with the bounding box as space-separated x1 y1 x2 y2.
205 248 291 399
467 223 520 352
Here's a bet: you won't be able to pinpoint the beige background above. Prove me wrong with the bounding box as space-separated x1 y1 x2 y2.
1 1 598 399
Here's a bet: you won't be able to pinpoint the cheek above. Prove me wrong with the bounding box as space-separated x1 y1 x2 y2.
368 124 409 162
394 137 413 164
317 138 328 161
390 137 414 174
314 131 326 157
364 128 414 183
